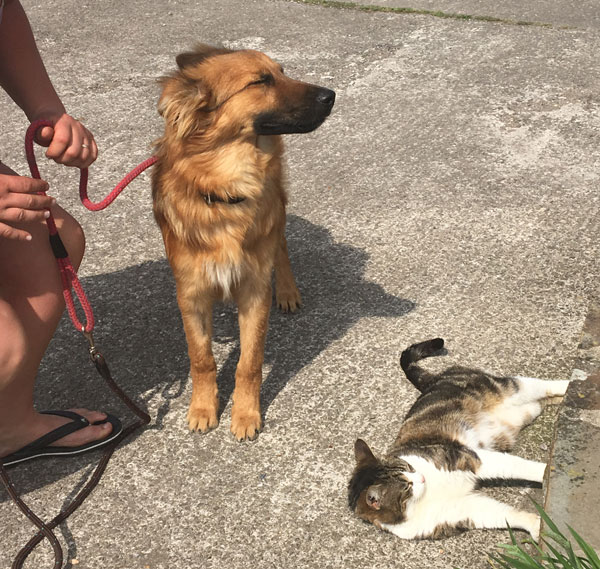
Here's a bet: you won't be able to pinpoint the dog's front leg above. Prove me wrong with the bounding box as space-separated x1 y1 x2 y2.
231 282 271 441
179 294 219 432
274 233 301 313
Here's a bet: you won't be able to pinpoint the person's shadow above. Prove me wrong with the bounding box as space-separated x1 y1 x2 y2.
1 215 415 499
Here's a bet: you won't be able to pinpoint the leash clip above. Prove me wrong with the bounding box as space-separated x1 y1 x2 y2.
82 328 99 362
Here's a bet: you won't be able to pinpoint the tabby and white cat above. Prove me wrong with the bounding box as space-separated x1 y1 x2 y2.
348 338 571 541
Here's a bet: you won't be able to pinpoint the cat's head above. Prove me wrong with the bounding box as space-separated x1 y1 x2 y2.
348 439 425 526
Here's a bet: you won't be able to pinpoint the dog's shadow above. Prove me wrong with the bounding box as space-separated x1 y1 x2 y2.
1 215 414 500
215 215 416 417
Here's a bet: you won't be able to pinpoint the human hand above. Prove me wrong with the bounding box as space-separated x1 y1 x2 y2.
34 113 98 169
0 174 55 241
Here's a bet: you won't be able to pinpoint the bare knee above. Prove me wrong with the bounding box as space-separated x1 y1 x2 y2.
52 206 85 269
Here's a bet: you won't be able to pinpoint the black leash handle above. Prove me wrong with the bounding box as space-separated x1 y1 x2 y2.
1 343 150 569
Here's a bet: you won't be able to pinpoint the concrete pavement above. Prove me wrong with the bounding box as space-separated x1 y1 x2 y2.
1 0 599 567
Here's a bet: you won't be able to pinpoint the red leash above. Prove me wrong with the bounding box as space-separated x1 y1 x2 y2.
1 119 155 569
24 119 157 333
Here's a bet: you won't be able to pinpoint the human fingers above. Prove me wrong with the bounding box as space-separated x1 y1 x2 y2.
0 190 56 212
0 175 56 241
45 117 74 163
0 174 50 197
0 175 54 231
45 115 97 168
35 125 55 147
61 123 84 167
80 131 98 169
71 124 98 169
0 220 36 241
0 206 52 224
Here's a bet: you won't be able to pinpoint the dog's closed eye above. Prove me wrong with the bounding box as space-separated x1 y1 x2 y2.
249 73 275 87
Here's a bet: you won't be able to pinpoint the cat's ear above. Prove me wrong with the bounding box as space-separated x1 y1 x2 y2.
354 439 378 465
366 486 382 510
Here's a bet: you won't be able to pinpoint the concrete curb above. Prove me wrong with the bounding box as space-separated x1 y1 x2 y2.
545 304 600 552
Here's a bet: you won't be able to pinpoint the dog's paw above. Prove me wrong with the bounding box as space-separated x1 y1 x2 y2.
230 410 262 441
187 406 219 433
276 287 302 313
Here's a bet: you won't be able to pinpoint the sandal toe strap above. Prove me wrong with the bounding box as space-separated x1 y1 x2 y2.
19 411 91 453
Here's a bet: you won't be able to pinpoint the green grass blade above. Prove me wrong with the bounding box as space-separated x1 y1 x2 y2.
532 502 569 549
488 554 514 569
528 538 546 557
542 538 575 569
567 525 600 569
496 552 544 569
478 504 599 569
564 538 584 569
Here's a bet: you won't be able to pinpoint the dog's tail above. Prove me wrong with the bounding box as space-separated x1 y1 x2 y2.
400 338 445 393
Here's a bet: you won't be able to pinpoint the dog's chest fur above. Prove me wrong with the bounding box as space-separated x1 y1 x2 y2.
199 257 242 299
153 142 285 299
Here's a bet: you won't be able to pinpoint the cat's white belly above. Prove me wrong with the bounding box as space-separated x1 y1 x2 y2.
460 413 515 450
382 454 542 540
460 397 543 451
400 455 477 496
385 455 477 539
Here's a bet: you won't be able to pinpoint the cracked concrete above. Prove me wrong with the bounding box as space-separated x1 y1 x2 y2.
0 0 599 567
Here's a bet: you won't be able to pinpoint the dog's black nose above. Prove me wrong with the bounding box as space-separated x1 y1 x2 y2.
316 88 336 110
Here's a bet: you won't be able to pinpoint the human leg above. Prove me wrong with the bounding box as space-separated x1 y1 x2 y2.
0 162 114 460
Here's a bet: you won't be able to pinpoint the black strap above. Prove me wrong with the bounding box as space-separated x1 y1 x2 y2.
9 411 89 455
201 192 246 205
48 233 68 259
0 344 150 569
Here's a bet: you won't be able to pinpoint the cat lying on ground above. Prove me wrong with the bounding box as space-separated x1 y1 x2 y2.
348 338 572 541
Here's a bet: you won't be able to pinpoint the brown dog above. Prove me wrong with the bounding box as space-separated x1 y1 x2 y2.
152 45 335 440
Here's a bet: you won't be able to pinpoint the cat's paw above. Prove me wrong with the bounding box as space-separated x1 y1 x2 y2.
545 379 571 398
529 460 548 483
525 513 541 542
508 510 540 540
379 522 418 539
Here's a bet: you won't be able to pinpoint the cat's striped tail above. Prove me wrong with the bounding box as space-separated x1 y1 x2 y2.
400 338 445 392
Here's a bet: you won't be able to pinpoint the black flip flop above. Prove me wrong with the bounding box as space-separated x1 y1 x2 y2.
1 410 123 468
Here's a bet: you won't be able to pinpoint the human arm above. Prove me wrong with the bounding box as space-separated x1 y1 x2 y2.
0 0 98 168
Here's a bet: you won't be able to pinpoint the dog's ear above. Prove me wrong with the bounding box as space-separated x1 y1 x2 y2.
176 44 233 71
158 45 234 138
157 75 212 139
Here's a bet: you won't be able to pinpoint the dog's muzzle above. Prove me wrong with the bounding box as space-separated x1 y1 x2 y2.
253 86 336 136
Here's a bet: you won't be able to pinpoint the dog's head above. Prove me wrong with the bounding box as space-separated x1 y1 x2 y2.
158 44 335 141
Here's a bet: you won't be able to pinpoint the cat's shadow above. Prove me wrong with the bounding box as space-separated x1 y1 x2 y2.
1 214 415 498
